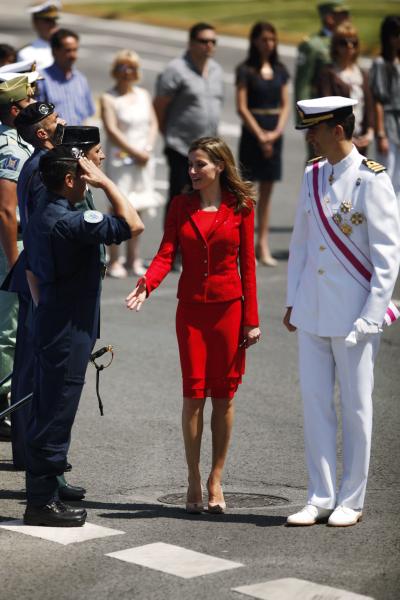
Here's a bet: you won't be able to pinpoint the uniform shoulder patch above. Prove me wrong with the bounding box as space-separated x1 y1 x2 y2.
307 156 324 164
0 155 20 172
83 210 103 224
362 159 386 174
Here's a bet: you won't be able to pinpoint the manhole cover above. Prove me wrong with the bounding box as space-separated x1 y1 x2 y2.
158 492 289 508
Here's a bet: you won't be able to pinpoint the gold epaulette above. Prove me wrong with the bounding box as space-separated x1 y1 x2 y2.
362 159 386 174
307 156 324 164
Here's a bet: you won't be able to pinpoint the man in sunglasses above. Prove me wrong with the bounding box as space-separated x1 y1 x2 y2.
18 1 60 71
0 75 35 441
154 22 223 223
295 1 350 105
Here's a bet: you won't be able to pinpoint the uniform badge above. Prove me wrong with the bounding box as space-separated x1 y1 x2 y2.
333 213 342 225
340 223 353 236
350 212 364 225
340 200 352 213
83 210 103 224
0 155 20 172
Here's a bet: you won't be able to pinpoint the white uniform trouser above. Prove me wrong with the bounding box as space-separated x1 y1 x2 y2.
297 329 381 510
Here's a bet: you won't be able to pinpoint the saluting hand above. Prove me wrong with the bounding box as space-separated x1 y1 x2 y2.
125 278 147 312
78 156 110 189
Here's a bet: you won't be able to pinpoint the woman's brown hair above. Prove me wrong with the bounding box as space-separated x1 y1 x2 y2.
188 137 256 212
331 21 360 64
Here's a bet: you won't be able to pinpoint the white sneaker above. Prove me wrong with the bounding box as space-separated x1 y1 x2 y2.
286 504 333 526
328 505 362 527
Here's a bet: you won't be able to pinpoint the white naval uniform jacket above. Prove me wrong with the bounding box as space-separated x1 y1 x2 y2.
286 146 400 337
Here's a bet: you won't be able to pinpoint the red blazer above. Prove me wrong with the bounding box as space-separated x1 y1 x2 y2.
144 190 259 326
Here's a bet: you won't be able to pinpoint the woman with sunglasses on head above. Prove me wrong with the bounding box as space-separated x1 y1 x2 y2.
369 15 400 200
126 136 260 514
316 22 374 154
101 50 162 278
235 22 290 267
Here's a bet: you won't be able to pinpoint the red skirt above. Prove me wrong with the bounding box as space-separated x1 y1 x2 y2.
176 298 245 399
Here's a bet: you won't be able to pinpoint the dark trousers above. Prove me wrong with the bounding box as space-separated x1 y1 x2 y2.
11 293 34 469
164 147 190 225
25 304 95 506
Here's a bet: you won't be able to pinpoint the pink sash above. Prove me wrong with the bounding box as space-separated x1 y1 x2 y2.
311 161 399 326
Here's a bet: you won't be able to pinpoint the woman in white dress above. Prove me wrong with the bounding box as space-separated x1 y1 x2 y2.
101 50 162 277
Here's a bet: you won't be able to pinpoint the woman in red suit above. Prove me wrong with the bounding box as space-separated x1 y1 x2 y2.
126 137 260 513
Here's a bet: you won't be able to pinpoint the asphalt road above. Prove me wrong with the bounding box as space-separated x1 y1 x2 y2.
1 7 399 600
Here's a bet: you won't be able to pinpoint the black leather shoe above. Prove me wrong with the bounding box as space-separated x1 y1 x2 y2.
24 500 87 527
0 418 12 441
56 474 86 501
64 462 72 472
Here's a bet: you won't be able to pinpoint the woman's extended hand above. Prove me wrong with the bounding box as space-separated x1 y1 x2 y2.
243 325 261 348
125 278 147 311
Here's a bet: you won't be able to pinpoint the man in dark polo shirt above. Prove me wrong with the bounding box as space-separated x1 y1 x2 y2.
154 22 224 220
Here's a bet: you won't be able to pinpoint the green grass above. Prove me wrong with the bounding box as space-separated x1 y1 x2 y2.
63 0 399 54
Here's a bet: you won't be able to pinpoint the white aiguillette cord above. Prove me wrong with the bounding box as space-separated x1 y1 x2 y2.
89 345 114 415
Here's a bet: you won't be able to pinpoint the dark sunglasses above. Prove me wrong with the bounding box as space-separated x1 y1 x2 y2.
195 38 217 46
115 64 138 72
338 38 359 48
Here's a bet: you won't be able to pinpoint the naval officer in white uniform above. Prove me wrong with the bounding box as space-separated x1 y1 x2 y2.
283 96 400 527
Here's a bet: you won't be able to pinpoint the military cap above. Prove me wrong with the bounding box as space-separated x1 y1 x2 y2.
0 60 41 84
296 96 357 129
318 1 350 15
28 0 61 19
57 126 100 147
14 102 55 129
0 75 33 105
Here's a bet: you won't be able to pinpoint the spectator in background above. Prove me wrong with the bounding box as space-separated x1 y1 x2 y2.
18 1 60 71
153 22 223 222
0 44 17 67
236 22 289 267
370 15 400 200
0 76 35 441
317 22 374 155
101 50 162 278
295 1 350 104
36 28 95 125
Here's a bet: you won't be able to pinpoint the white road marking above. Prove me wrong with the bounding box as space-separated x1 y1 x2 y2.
106 541 243 578
0 520 125 545
233 578 374 600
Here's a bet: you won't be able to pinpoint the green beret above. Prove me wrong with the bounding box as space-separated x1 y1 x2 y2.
0 75 32 105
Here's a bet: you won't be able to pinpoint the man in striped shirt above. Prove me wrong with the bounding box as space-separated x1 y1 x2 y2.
35 28 95 125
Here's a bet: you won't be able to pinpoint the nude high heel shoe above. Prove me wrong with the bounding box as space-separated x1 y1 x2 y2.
207 478 226 514
185 482 204 514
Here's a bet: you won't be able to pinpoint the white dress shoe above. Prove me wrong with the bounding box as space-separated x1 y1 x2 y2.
286 504 333 526
328 505 362 527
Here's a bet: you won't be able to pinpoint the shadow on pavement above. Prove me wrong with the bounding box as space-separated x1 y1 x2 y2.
78 499 287 527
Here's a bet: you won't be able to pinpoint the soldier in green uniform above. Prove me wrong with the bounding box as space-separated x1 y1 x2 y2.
0 75 35 438
295 1 350 104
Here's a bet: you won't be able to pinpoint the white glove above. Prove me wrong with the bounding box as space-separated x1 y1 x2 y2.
345 318 382 347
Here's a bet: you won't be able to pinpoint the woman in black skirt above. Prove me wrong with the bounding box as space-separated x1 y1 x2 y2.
236 22 290 266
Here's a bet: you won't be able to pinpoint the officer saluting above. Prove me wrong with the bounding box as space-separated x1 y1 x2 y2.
23 147 144 526
284 96 400 527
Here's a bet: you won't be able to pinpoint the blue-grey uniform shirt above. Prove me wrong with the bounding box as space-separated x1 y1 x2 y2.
155 52 224 156
24 194 130 307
